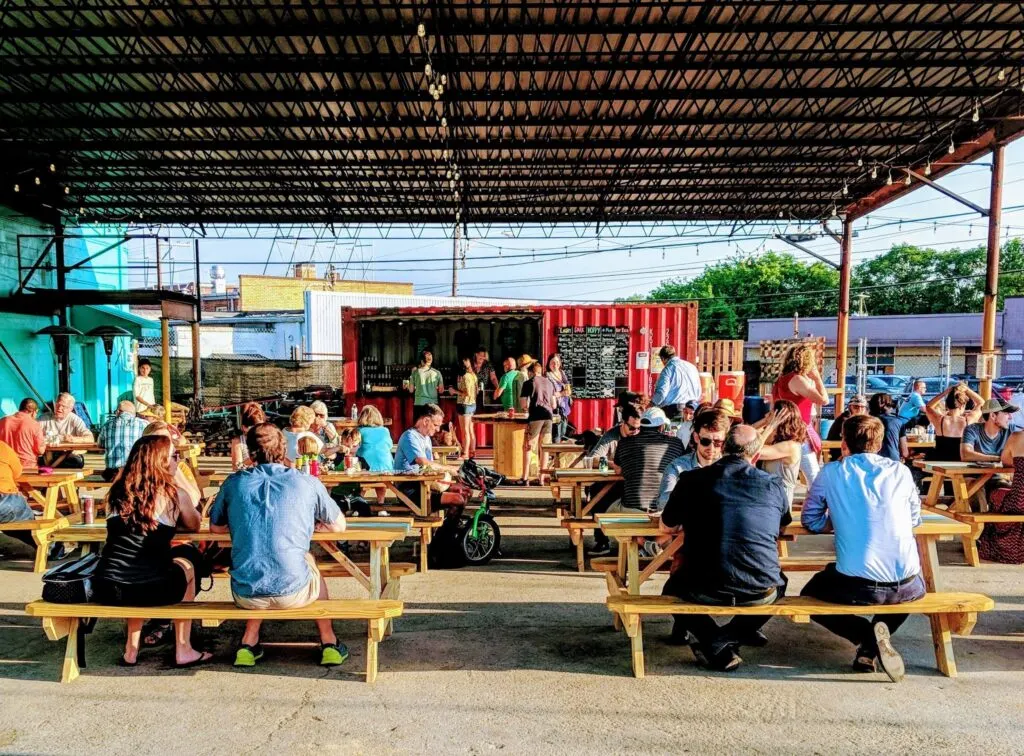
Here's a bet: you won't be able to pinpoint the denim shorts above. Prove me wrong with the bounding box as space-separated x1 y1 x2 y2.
0 493 34 524
456 403 476 416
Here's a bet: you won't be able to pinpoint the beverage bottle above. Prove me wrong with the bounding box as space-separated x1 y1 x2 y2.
310 459 320 477
599 457 609 474
351 404 358 421
927 424 935 442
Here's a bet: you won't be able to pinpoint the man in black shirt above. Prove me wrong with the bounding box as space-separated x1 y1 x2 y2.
519 362 556 484
826 394 867 460
660 425 791 671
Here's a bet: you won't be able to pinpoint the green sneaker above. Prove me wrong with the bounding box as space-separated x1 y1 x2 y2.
234 643 264 667
320 643 349 667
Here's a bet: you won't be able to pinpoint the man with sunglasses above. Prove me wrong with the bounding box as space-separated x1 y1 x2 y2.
657 409 732 510
583 404 643 556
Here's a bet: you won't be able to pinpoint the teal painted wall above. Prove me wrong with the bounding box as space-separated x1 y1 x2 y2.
0 207 138 424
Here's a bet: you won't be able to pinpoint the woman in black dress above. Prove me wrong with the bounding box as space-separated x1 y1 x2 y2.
94 435 211 668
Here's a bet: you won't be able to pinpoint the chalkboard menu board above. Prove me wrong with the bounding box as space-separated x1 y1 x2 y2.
557 325 630 399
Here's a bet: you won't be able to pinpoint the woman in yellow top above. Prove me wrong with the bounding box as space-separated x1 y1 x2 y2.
0 440 37 550
455 356 479 460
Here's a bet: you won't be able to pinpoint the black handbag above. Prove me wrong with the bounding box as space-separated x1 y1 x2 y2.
41 553 99 604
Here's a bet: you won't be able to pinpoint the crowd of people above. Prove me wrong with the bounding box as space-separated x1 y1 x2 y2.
2 340 1023 679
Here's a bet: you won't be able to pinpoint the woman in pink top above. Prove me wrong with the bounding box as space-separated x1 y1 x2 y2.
772 343 829 484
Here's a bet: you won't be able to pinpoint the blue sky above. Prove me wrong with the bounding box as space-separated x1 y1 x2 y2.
141 139 1024 304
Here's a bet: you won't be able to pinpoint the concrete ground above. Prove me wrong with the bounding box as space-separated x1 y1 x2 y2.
0 488 1022 755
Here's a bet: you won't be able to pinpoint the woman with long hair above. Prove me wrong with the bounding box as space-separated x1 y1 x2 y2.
925 382 984 461
756 399 806 510
546 353 572 442
455 356 478 460
976 430 1024 563
231 402 266 471
93 435 210 668
772 343 828 484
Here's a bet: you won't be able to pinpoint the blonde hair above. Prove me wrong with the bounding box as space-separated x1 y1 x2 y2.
782 343 816 376
289 405 315 431
358 405 384 427
296 435 320 457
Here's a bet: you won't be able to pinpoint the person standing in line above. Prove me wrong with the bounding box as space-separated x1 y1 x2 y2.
651 345 702 421
519 362 557 485
493 357 520 411
546 353 572 443
455 356 478 460
772 343 828 485
473 348 499 405
408 349 444 407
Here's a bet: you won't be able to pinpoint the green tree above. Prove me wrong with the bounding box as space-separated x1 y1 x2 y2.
642 252 839 339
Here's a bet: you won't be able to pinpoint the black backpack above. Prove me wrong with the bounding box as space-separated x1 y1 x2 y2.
41 553 99 604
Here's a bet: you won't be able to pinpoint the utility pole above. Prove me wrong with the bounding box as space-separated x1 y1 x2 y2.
451 226 459 297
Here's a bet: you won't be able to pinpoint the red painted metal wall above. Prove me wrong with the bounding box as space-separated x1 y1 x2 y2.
342 303 698 442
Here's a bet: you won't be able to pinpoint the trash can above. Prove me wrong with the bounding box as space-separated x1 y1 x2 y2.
743 395 768 424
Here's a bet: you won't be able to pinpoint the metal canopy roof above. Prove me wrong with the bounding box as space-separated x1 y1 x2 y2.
2 1 1024 226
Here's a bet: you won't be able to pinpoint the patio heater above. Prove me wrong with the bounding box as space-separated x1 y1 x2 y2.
86 325 133 415
35 324 83 395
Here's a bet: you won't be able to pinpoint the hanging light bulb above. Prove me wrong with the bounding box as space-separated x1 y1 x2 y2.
440 74 447 86
13 183 19 193
424 63 432 77
870 165 878 179
78 206 84 214
857 157 863 167
842 180 849 196
428 83 436 97
972 101 980 122
778 210 784 219
948 136 955 154
417 23 426 38
442 149 449 160
450 179 456 189
436 84 443 97
34 176 40 185
446 169 452 179
924 160 932 176
998 69 1006 81
441 116 447 128
903 172 911 186
454 171 460 181
49 163 56 172
886 170 893 185
64 186 69 195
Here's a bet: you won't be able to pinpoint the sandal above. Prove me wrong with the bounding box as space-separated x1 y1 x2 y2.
174 651 214 669
117 655 138 668
142 620 171 646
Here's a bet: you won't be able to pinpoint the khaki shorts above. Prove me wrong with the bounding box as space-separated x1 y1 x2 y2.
527 419 553 442
233 553 322 610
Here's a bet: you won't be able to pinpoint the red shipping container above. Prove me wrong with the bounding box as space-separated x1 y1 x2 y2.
341 303 697 444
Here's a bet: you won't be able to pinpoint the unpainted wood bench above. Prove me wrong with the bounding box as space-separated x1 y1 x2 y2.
25 598 404 683
607 592 993 679
953 512 1024 566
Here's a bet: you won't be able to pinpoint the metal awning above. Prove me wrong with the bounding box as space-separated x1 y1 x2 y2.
70 304 160 339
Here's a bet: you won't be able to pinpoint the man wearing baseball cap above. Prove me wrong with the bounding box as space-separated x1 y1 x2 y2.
612 407 684 512
961 396 1020 463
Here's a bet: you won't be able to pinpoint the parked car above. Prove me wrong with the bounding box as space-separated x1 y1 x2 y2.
897 375 1013 413
821 375 892 418
872 374 912 394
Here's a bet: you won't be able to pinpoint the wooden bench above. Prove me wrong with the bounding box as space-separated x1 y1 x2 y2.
953 512 1024 566
0 514 76 572
209 561 416 582
24 598 404 683
606 592 994 679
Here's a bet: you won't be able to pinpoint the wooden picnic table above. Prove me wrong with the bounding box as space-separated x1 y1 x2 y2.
596 510 970 600
18 471 84 519
552 469 624 519
207 469 445 571
49 518 412 600
330 417 393 428
916 460 1014 514
46 440 205 475
821 439 936 451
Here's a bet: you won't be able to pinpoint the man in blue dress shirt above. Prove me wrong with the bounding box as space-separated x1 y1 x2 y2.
801 414 925 683
651 345 702 421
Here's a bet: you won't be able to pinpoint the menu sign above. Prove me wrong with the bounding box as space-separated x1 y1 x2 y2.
556 325 630 399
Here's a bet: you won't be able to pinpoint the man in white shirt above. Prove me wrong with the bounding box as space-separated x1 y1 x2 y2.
39 392 94 469
800 414 925 683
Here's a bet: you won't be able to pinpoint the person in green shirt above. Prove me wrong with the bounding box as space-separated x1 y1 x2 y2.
408 349 444 406
493 356 520 411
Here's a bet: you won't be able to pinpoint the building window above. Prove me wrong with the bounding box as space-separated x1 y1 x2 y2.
866 347 895 375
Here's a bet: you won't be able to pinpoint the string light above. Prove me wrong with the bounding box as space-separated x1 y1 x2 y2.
870 165 878 179
49 163 56 172
924 160 932 177
13 184 19 193
34 176 40 185
842 180 848 196
856 157 863 167
948 136 955 154
972 101 980 122
440 74 447 87
886 170 893 185
64 186 69 195
424 63 432 77
441 116 447 128
417 23 426 38
903 172 911 186
998 69 1006 81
